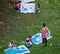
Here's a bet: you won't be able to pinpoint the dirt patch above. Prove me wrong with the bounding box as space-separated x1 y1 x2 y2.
0 1 8 12
0 12 3 14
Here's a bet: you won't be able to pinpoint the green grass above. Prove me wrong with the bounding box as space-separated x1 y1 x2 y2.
0 0 60 54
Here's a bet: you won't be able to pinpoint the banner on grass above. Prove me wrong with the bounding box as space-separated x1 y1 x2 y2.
32 33 52 45
20 3 35 13
20 0 35 3
4 45 30 54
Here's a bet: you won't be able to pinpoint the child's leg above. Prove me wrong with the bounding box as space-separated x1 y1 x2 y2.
26 44 31 48
45 38 47 46
42 38 45 46
26 44 29 48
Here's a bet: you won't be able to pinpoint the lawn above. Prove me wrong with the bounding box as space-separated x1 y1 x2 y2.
0 0 60 54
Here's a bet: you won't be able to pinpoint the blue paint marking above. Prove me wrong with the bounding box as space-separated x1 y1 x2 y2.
32 33 52 45
4 45 30 54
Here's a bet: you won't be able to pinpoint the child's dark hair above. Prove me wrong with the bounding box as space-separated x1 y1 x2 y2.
43 23 46 27
19 1 21 2
27 40 29 42
37 4 40 7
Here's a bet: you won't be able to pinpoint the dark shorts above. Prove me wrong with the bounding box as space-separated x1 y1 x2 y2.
42 38 47 45
15 7 19 10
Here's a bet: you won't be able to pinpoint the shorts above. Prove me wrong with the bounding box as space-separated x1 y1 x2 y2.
42 38 47 45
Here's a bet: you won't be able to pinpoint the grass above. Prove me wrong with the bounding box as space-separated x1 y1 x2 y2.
0 0 60 54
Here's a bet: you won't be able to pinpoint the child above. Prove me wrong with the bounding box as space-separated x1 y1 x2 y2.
8 42 16 48
41 23 49 46
26 40 32 48
26 36 32 48
13 1 21 12
36 4 41 12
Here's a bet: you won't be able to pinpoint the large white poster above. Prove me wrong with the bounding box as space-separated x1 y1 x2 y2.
20 0 35 3
20 3 35 13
